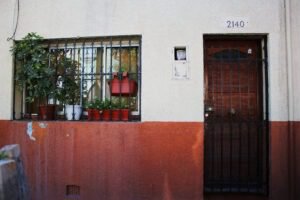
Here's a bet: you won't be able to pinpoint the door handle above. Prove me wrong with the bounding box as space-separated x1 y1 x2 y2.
205 106 214 118
229 108 236 115
205 106 214 112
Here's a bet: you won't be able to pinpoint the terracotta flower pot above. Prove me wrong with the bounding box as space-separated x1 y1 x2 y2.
111 109 121 121
39 105 55 120
109 72 138 96
121 109 130 121
102 110 111 121
93 109 101 121
87 109 94 120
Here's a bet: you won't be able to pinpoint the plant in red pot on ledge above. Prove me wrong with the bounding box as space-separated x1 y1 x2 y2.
111 100 121 121
119 99 130 121
102 98 112 121
110 98 131 121
86 101 95 121
12 33 56 120
86 99 102 121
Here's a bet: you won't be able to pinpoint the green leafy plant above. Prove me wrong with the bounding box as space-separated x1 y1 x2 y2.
94 99 103 110
85 98 103 109
85 101 95 109
11 32 56 103
111 97 130 109
0 152 8 160
53 51 81 105
102 98 112 110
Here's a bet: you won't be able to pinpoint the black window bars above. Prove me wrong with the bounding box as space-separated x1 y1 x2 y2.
13 36 142 121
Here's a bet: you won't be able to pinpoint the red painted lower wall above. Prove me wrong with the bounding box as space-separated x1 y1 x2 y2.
292 122 300 199
0 121 298 200
0 121 203 200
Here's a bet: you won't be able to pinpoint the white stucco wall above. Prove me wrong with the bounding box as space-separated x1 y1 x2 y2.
0 0 292 121
0 0 15 120
291 0 300 121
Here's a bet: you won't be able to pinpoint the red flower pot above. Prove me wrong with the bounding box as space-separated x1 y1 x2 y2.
111 109 121 121
87 109 94 120
39 105 55 120
109 73 138 96
102 110 111 121
121 109 130 121
93 109 101 121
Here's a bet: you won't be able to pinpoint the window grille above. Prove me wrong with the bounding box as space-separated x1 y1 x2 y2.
13 36 141 121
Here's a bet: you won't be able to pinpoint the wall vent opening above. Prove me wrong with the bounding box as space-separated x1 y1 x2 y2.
66 185 80 197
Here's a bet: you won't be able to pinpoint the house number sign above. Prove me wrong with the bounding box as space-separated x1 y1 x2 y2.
225 18 248 29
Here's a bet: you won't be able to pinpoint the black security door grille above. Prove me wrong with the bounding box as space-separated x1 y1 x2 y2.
204 36 269 194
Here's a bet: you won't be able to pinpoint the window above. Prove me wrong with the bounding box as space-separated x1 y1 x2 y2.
13 36 141 121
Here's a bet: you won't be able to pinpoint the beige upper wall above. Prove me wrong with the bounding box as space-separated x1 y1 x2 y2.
0 0 14 119
0 0 294 121
291 0 300 121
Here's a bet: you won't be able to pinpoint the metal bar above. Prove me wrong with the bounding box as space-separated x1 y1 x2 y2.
127 39 132 112
100 40 104 100
247 54 251 192
118 39 122 120
220 44 224 192
129 39 132 74
237 46 242 192
53 40 60 120
12 51 17 120
63 40 68 119
91 42 94 100
229 45 233 191
72 41 79 120
36 35 142 44
256 50 261 192
81 41 85 115
263 36 269 195
138 38 142 120
209 47 215 191
109 36 113 121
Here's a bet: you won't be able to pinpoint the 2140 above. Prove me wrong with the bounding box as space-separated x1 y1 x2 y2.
226 20 246 28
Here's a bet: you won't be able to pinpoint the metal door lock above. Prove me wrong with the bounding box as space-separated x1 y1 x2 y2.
229 108 236 115
205 106 214 112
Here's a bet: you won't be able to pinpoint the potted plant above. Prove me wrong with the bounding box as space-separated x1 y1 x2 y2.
85 100 95 121
11 33 56 120
110 98 130 121
109 71 138 96
120 100 130 121
111 100 121 121
93 99 103 120
55 55 82 120
86 99 102 121
102 98 111 121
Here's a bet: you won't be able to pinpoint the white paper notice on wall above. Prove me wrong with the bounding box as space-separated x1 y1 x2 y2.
173 62 189 80
172 46 189 80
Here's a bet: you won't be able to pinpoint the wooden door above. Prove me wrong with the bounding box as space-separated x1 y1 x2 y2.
204 37 268 194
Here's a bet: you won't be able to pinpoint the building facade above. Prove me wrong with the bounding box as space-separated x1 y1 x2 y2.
0 0 299 199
